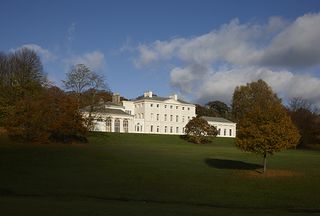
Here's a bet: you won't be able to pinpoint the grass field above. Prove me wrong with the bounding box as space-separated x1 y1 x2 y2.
0 132 319 215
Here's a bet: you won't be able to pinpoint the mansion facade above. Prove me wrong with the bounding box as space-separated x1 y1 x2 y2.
81 91 236 137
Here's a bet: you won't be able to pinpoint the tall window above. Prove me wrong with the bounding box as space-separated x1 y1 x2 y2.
150 125 153 132
218 128 221 135
176 115 178 122
170 127 173 133
136 123 140 132
164 114 167 121
176 127 179 133
123 119 128 133
165 126 167 133
114 118 120 132
157 126 159 133
106 118 112 132
170 115 173 121
229 129 232 136
182 116 185 122
224 129 226 136
157 114 159 121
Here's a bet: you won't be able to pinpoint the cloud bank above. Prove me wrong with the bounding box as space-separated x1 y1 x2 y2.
134 13 320 106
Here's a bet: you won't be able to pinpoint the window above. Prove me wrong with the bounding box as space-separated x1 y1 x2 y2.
165 126 167 133
165 105 167 108
176 115 178 122
150 125 153 132
157 126 159 133
188 107 190 110
141 113 144 119
182 107 185 110
176 127 179 133
229 129 232 136
151 113 153 120
170 115 173 121
182 116 185 122
157 114 159 121
140 125 143 131
114 118 120 132
170 127 173 133
106 118 112 132
188 116 190 120
164 114 167 121
224 129 226 136
182 127 185 133
170 105 173 109
157 104 159 108
218 128 221 135
176 106 178 109
123 119 128 133
150 104 153 107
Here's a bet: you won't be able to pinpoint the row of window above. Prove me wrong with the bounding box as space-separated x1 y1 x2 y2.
135 103 191 111
217 128 233 136
135 124 185 134
135 113 192 122
105 118 129 133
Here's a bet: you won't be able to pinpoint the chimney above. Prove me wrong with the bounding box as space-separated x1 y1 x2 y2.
170 94 178 100
144 91 153 98
173 94 178 100
112 93 121 104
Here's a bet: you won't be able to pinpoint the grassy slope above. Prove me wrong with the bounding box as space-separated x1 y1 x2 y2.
0 133 319 215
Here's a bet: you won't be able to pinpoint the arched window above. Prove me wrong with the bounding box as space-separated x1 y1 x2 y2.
106 118 112 132
123 119 128 133
114 118 120 132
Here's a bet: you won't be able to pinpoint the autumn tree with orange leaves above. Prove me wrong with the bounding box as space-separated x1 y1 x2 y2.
232 80 300 173
5 87 87 143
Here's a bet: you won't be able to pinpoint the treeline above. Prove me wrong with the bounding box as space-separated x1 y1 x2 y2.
197 87 320 149
0 48 111 143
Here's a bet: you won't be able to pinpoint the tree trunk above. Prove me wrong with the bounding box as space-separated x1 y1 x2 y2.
263 153 267 173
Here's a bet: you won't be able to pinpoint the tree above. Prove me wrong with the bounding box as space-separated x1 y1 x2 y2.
62 64 107 106
206 101 231 119
184 117 218 144
196 104 218 117
288 98 320 148
4 87 87 143
0 48 46 126
232 80 300 173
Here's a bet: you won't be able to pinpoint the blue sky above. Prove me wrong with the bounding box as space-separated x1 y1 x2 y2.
1 0 320 106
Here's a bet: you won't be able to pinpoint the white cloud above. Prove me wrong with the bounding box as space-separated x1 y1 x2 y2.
69 51 106 71
193 67 320 107
133 13 320 107
13 44 56 62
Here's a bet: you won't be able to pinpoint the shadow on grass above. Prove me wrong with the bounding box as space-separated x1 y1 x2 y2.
205 158 263 171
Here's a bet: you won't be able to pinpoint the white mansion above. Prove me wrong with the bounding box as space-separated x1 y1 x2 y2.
81 91 236 138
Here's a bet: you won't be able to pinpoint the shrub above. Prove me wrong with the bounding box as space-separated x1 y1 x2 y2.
184 117 217 144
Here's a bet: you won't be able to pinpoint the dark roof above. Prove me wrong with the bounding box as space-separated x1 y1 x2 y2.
80 105 132 116
201 116 235 124
134 95 193 105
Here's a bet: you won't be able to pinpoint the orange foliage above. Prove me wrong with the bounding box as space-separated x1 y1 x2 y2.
4 87 87 143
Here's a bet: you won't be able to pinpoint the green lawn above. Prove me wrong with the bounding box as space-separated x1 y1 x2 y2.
0 132 319 215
